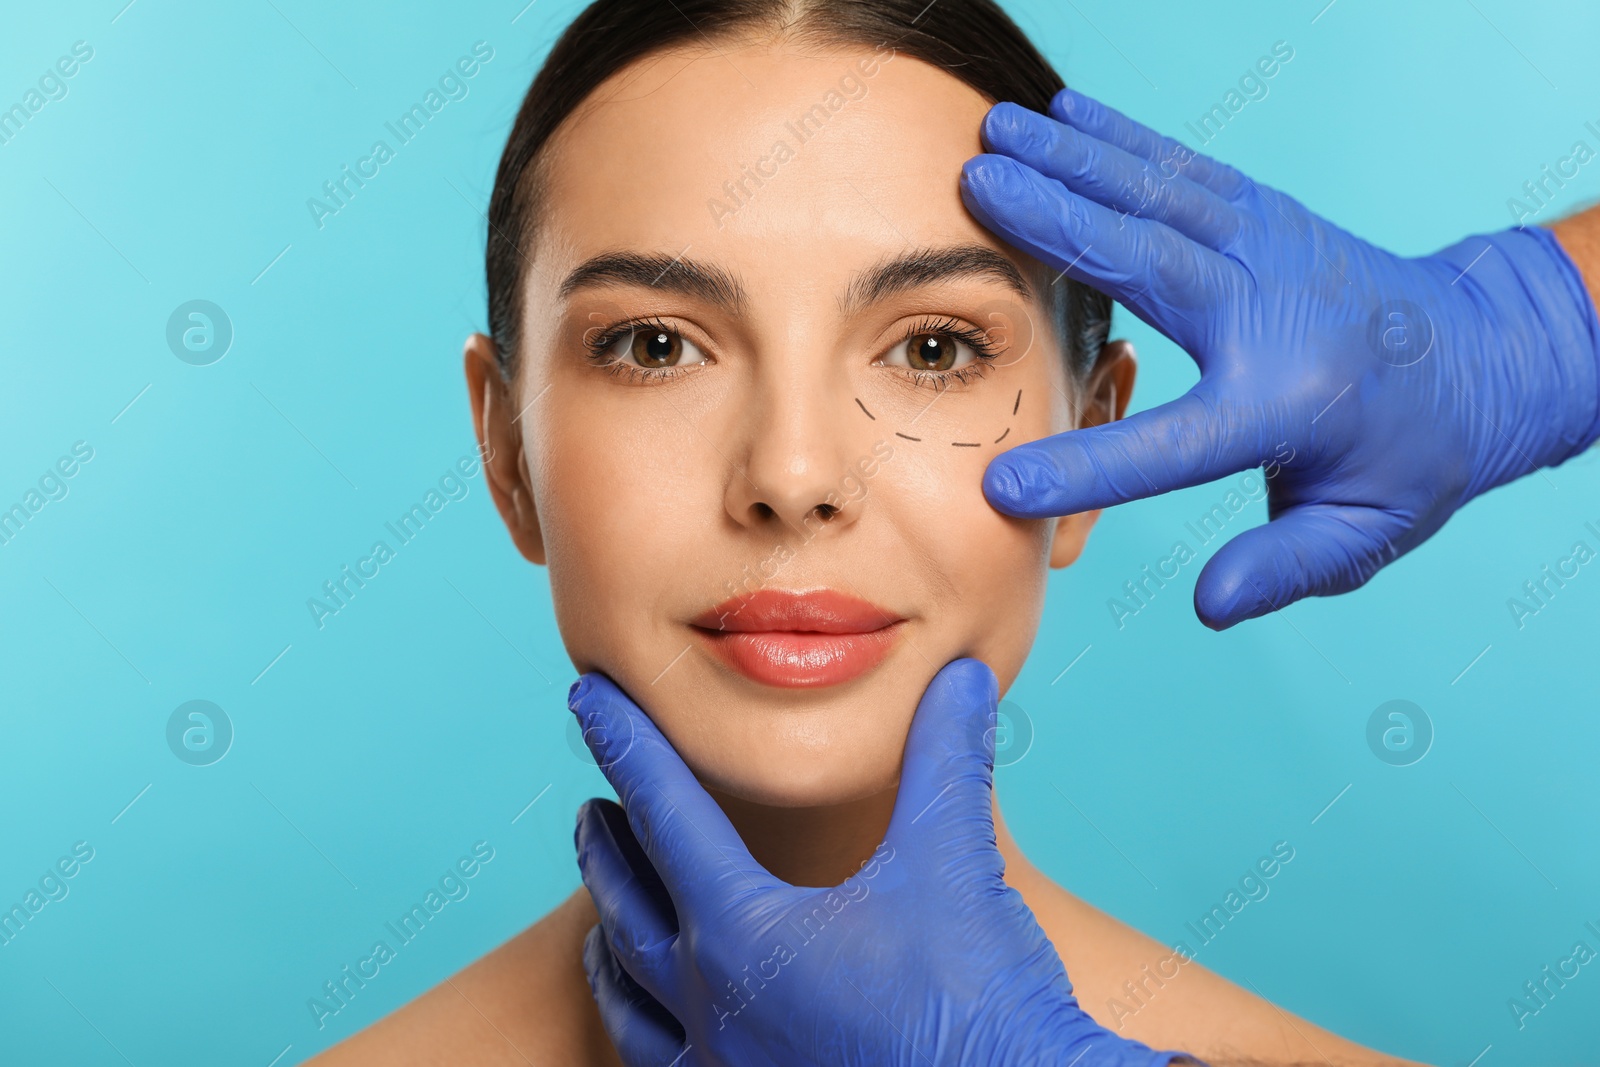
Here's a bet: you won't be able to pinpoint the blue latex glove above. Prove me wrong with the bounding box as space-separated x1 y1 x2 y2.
569 659 1194 1067
960 89 1600 629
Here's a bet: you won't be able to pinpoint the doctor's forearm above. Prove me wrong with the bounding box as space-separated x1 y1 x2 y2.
1550 205 1600 324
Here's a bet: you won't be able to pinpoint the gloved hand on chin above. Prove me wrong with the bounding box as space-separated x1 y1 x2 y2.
569 658 1197 1066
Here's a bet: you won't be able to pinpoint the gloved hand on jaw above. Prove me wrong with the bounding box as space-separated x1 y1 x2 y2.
569 658 1195 1067
961 88 1600 630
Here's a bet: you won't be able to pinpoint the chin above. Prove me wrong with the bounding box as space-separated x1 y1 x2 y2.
651 664 922 809
695 746 901 809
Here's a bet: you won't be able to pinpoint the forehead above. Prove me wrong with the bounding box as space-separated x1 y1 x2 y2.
533 39 1004 283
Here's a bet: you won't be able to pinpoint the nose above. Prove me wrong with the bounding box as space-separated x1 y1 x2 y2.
724 376 863 537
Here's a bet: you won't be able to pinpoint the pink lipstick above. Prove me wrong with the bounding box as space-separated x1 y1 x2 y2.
691 589 903 688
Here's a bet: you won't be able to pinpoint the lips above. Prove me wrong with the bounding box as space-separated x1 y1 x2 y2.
690 589 904 688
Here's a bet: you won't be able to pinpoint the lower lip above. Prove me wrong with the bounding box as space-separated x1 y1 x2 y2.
694 624 901 688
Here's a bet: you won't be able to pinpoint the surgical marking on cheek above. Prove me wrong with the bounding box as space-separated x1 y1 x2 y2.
855 390 1023 450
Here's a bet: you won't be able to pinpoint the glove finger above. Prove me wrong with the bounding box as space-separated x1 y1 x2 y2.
1193 503 1409 629
570 673 780 909
582 924 693 1067
1050 87 1249 203
984 388 1270 518
981 102 1243 252
576 798 679 1005
885 658 1005 882
960 153 1236 351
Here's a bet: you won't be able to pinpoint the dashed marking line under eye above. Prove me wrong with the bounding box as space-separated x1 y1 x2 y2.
857 391 1023 449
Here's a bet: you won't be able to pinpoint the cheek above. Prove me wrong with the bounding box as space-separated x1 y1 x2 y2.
922 461 1052 680
528 397 713 673
872 401 1054 676
888 370 1063 684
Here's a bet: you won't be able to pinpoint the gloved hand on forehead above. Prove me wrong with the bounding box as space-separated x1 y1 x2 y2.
570 658 1196 1067
960 88 1600 630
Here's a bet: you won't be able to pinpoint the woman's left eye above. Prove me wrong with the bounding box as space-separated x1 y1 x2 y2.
879 328 987 373
904 333 968 371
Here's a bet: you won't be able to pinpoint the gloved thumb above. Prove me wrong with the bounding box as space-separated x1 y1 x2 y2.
884 658 1005 879
1194 503 1409 629
984 387 1267 519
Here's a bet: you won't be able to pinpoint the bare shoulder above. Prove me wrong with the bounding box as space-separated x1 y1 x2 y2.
1005 856 1425 1067
305 889 621 1067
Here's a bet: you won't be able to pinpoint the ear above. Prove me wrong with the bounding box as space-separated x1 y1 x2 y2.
1049 339 1137 569
464 333 546 565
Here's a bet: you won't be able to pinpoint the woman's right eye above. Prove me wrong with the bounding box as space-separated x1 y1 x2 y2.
593 324 709 372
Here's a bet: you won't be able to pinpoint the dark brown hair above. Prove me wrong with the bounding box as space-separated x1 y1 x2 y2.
484 0 1110 380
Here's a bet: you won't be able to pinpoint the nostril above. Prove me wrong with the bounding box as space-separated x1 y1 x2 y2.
751 502 777 522
812 503 838 522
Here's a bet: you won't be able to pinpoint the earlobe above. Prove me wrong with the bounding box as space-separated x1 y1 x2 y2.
463 333 547 565
1050 509 1100 568
1047 338 1136 570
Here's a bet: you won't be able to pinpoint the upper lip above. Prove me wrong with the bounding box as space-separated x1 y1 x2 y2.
691 589 903 634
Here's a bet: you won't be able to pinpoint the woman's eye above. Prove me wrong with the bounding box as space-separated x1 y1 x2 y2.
609 326 707 370
885 331 978 373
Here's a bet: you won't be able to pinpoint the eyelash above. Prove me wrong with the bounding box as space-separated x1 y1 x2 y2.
887 315 1003 391
582 316 699 384
580 313 1003 387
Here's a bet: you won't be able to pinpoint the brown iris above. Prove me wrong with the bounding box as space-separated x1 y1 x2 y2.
632 329 682 368
905 333 957 372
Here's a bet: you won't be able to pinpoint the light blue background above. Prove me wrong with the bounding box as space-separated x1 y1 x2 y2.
3 1 1597 1063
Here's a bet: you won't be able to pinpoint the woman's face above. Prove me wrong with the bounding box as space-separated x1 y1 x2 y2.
468 38 1132 808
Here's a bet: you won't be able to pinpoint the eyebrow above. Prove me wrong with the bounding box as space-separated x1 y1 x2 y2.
558 251 747 310
840 244 1035 315
557 243 1035 315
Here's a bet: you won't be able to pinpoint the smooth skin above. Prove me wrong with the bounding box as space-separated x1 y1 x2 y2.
309 38 1417 1067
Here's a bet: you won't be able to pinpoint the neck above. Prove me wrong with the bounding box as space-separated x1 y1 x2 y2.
705 785 1030 888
